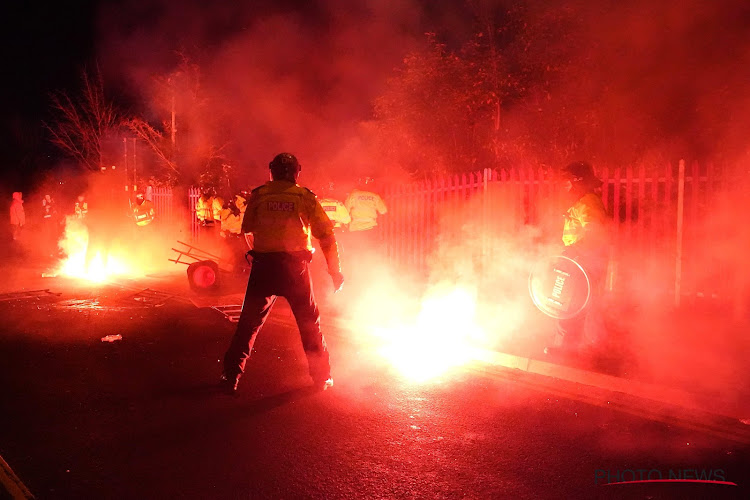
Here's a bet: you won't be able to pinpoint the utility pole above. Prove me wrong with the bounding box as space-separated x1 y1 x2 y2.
485 18 501 163
168 74 177 149
123 137 128 190
171 92 176 148
132 137 137 188
168 74 178 175
675 159 685 307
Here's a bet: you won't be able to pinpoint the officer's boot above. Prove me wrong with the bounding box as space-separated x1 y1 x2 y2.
219 372 240 395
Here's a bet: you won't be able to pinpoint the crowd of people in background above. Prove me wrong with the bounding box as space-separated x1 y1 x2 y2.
196 177 388 248
7 187 156 258
7 175 390 257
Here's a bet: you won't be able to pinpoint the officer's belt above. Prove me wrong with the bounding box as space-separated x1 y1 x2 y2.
248 250 313 263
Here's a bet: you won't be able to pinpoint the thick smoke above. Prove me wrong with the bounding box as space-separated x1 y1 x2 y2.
95 0 425 186
546 0 750 164
94 0 750 174
85 0 750 401
612 162 750 399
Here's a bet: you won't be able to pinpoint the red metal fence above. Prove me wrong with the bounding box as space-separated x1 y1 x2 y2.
160 161 739 306
150 186 176 227
188 187 200 241
381 161 736 305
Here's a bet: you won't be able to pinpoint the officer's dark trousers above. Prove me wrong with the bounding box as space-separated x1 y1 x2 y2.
555 255 606 351
223 252 331 383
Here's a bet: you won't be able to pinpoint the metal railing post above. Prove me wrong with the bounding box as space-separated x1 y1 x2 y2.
675 159 685 307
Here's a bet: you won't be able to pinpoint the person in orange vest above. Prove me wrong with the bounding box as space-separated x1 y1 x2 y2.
546 161 610 360
220 153 343 394
132 192 156 227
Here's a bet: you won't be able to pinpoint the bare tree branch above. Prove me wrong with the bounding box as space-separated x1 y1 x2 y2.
125 118 179 174
44 64 121 171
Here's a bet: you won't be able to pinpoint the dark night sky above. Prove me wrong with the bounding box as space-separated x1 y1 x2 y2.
1 2 96 109
0 0 97 188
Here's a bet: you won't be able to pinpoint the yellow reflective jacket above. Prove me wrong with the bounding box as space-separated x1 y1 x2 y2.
196 196 213 222
212 197 224 221
74 201 88 219
345 189 387 232
319 198 351 228
562 192 608 250
220 208 242 236
241 180 334 253
133 200 155 226
235 194 247 214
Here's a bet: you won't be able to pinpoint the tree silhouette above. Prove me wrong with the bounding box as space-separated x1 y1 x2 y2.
45 65 122 171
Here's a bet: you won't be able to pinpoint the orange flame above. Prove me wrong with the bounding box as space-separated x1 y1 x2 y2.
57 217 135 283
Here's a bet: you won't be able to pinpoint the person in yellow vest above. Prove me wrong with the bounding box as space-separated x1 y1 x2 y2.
319 184 351 231
41 194 60 256
235 191 248 214
212 195 224 225
344 177 387 261
219 193 247 238
218 193 250 272
196 191 214 226
220 153 343 394
546 161 610 360
318 184 351 264
42 194 57 221
74 194 88 220
345 177 387 232
132 192 156 227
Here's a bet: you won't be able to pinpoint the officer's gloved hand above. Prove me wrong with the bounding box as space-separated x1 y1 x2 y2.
330 271 344 293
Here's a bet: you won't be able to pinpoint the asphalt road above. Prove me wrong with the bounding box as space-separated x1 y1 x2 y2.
0 273 748 499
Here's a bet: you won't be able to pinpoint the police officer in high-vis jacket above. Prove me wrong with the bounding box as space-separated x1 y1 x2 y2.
345 177 387 233
74 194 88 220
547 161 609 357
220 153 344 394
132 192 156 227
319 195 351 231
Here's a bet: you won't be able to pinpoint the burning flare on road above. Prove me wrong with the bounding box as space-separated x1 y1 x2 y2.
56 217 132 283
375 286 488 383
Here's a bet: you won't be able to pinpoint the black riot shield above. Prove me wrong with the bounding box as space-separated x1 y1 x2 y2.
529 255 591 320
